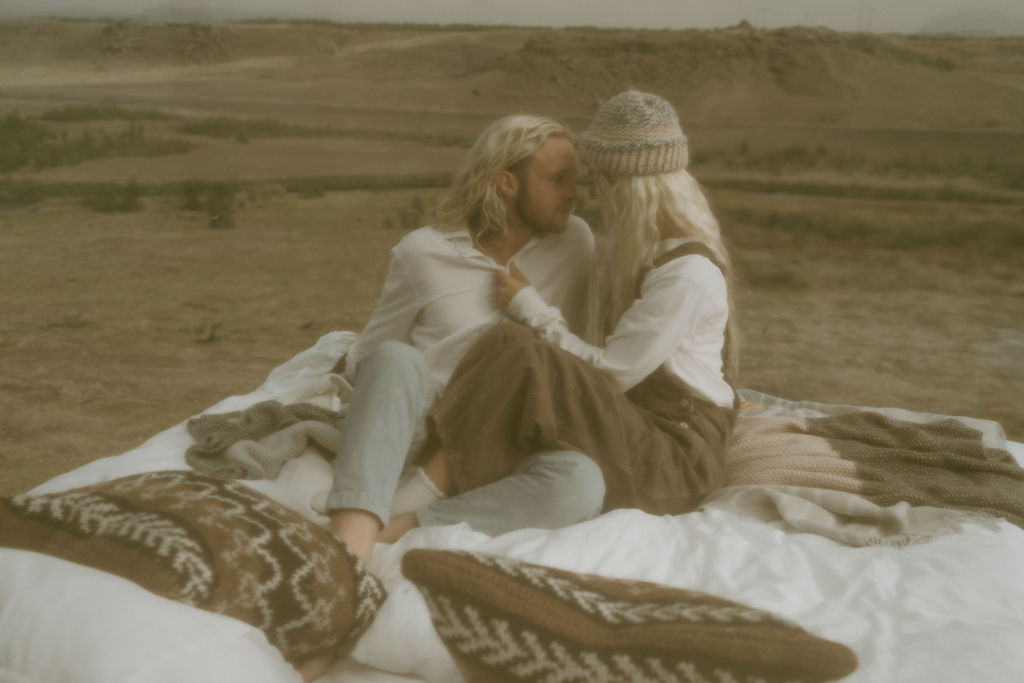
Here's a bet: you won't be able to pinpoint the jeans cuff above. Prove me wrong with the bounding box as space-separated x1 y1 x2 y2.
325 488 389 527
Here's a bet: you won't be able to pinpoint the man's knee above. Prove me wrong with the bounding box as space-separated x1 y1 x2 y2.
358 341 429 380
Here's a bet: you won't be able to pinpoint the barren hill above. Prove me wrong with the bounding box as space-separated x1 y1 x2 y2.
2 19 1023 131
1 18 1022 495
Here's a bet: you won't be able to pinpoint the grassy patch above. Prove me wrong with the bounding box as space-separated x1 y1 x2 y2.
178 116 471 148
741 266 810 291
0 113 191 172
0 173 454 212
275 173 453 194
695 144 1024 191
82 180 143 213
705 176 1014 204
0 114 51 173
49 313 92 329
723 206 1024 252
38 104 178 122
239 18 527 32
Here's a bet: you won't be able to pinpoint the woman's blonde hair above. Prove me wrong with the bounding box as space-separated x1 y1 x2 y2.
593 168 739 378
436 115 571 245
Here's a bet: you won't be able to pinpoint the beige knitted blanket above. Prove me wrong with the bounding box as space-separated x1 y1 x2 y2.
185 401 344 479
708 409 1024 546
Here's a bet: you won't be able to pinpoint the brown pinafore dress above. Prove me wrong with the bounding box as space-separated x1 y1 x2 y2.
430 243 739 516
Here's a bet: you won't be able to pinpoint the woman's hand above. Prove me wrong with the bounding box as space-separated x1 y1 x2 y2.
497 261 531 312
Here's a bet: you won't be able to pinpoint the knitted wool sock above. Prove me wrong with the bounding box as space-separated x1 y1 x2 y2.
389 467 445 517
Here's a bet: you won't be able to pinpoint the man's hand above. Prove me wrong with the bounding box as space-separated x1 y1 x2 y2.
497 261 531 312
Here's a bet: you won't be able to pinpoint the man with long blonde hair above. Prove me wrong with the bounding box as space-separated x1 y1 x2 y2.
295 113 606 680
320 114 603 564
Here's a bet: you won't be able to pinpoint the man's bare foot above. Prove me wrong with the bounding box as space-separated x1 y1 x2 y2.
294 653 335 682
329 509 381 563
379 513 418 544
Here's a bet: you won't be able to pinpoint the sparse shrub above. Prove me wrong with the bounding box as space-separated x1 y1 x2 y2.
39 105 176 122
521 37 557 56
83 180 143 213
177 115 469 148
195 322 223 343
184 23 229 63
100 21 140 55
745 267 810 291
397 194 427 230
181 182 205 211
0 180 47 207
295 184 325 199
50 313 91 329
0 114 50 172
244 182 286 206
1 113 191 171
280 173 452 197
206 185 236 228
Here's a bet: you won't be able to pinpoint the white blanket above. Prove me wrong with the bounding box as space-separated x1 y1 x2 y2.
3 331 1023 683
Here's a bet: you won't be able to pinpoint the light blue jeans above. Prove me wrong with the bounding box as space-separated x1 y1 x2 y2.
326 341 606 534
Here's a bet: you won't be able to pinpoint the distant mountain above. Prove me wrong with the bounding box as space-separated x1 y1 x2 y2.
919 8 1024 35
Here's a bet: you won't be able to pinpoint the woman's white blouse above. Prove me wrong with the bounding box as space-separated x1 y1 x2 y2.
508 239 734 408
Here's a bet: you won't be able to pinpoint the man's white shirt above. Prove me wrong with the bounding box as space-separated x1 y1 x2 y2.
346 216 599 393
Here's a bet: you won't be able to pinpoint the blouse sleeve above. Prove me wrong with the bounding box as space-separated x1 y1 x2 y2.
507 256 725 393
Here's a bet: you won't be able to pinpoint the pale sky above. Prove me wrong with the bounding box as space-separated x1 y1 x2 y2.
2 0 1023 34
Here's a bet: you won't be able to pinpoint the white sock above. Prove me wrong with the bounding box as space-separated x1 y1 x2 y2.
309 489 329 515
389 466 445 517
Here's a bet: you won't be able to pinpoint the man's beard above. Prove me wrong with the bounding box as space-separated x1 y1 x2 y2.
515 187 571 235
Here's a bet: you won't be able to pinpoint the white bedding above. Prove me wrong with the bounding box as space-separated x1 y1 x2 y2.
3 331 1023 683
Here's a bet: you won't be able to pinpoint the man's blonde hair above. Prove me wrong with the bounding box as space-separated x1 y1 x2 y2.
436 115 572 244
593 168 739 378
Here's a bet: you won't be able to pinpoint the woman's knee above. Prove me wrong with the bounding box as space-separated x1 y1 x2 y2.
529 451 606 523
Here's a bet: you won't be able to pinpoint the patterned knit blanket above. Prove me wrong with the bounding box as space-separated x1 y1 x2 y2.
712 409 1024 546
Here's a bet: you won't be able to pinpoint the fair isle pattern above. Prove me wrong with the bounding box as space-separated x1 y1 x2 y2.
8 488 216 602
0 471 387 662
347 540 389 638
467 552 775 627
402 550 859 683
418 592 773 683
578 90 689 175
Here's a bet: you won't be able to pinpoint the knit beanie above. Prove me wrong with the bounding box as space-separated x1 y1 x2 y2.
577 90 688 176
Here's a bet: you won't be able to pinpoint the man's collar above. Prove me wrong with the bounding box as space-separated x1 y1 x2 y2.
437 226 481 258
439 225 542 263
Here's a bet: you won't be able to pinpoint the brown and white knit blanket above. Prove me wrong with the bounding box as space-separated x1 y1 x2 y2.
706 397 1024 546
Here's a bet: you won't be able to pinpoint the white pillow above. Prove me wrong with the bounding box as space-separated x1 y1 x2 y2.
0 549 302 683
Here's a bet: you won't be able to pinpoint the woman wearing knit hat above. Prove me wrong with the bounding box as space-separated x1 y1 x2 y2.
425 90 739 517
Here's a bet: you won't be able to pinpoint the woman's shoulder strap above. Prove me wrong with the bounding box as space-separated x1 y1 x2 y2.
650 241 724 273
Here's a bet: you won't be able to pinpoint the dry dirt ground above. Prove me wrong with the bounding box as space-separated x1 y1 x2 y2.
1 19 1022 495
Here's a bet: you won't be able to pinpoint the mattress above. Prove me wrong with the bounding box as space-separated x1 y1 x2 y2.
3 331 1022 683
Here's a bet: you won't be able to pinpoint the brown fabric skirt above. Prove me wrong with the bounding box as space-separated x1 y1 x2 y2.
430 323 737 515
